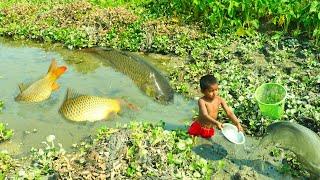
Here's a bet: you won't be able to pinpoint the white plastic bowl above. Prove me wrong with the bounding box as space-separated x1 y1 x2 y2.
221 123 245 144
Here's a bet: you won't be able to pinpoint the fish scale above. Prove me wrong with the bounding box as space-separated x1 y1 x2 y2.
59 93 120 122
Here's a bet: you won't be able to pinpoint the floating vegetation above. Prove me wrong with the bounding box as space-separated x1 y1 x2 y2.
0 123 13 142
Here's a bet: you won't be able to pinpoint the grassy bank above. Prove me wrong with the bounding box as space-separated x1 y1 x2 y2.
0 122 219 179
0 122 311 178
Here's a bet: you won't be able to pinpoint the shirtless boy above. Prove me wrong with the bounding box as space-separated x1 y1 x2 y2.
188 74 243 140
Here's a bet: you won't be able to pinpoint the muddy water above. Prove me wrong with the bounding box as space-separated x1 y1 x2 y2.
0 38 195 155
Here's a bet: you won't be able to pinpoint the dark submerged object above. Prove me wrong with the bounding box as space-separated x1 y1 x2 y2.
88 48 174 104
260 121 320 177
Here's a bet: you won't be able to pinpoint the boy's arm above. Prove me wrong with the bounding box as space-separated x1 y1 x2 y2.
198 99 223 129
220 97 243 132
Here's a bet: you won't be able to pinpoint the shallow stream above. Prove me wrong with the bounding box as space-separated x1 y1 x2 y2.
0 37 195 155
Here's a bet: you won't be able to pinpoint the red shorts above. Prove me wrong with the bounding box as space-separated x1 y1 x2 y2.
188 121 215 138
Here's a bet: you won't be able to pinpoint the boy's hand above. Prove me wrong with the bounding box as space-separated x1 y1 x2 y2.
236 123 244 132
216 122 224 130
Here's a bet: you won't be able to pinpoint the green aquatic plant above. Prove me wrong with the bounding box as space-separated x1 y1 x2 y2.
169 34 320 135
0 123 13 142
278 152 309 177
270 147 283 157
0 152 17 176
29 135 65 176
42 121 218 179
0 100 4 112
96 126 119 140
0 135 67 179
123 122 215 179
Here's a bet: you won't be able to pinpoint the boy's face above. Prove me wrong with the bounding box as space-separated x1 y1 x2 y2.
202 83 219 99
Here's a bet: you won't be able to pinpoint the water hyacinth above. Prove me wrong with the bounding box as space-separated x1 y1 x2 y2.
0 121 307 178
45 134 56 148
169 35 320 135
18 170 26 177
46 135 55 143
177 140 186 151
22 122 215 179
37 149 44 156
0 151 18 175
0 123 14 142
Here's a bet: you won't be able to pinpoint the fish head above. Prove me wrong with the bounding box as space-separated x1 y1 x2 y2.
154 92 173 104
259 122 284 147
145 84 172 104
260 122 286 146
148 72 174 104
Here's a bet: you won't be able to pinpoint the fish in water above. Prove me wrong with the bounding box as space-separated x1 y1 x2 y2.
15 59 67 102
87 48 174 104
260 121 320 177
59 89 121 122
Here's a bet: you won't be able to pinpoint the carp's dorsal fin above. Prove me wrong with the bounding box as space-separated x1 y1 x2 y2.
65 88 82 100
18 83 30 93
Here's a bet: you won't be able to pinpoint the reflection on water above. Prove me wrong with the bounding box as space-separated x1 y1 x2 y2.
0 37 196 155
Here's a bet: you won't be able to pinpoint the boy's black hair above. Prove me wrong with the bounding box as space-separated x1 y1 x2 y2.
200 74 217 91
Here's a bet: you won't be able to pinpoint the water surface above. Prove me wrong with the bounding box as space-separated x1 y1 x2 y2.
0 38 195 155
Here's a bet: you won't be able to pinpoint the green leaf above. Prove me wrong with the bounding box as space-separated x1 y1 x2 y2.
236 27 246 36
167 152 174 164
310 1 319 13
228 1 233 17
177 140 186 150
127 146 135 157
251 20 260 29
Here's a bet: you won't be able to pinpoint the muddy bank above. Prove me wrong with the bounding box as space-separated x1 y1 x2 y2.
1 122 307 179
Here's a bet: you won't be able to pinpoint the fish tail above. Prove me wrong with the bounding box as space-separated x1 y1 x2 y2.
47 59 67 80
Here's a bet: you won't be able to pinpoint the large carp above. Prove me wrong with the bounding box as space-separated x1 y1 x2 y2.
260 121 320 177
15 59 67 102
59 89 121 122
88 48 174 104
